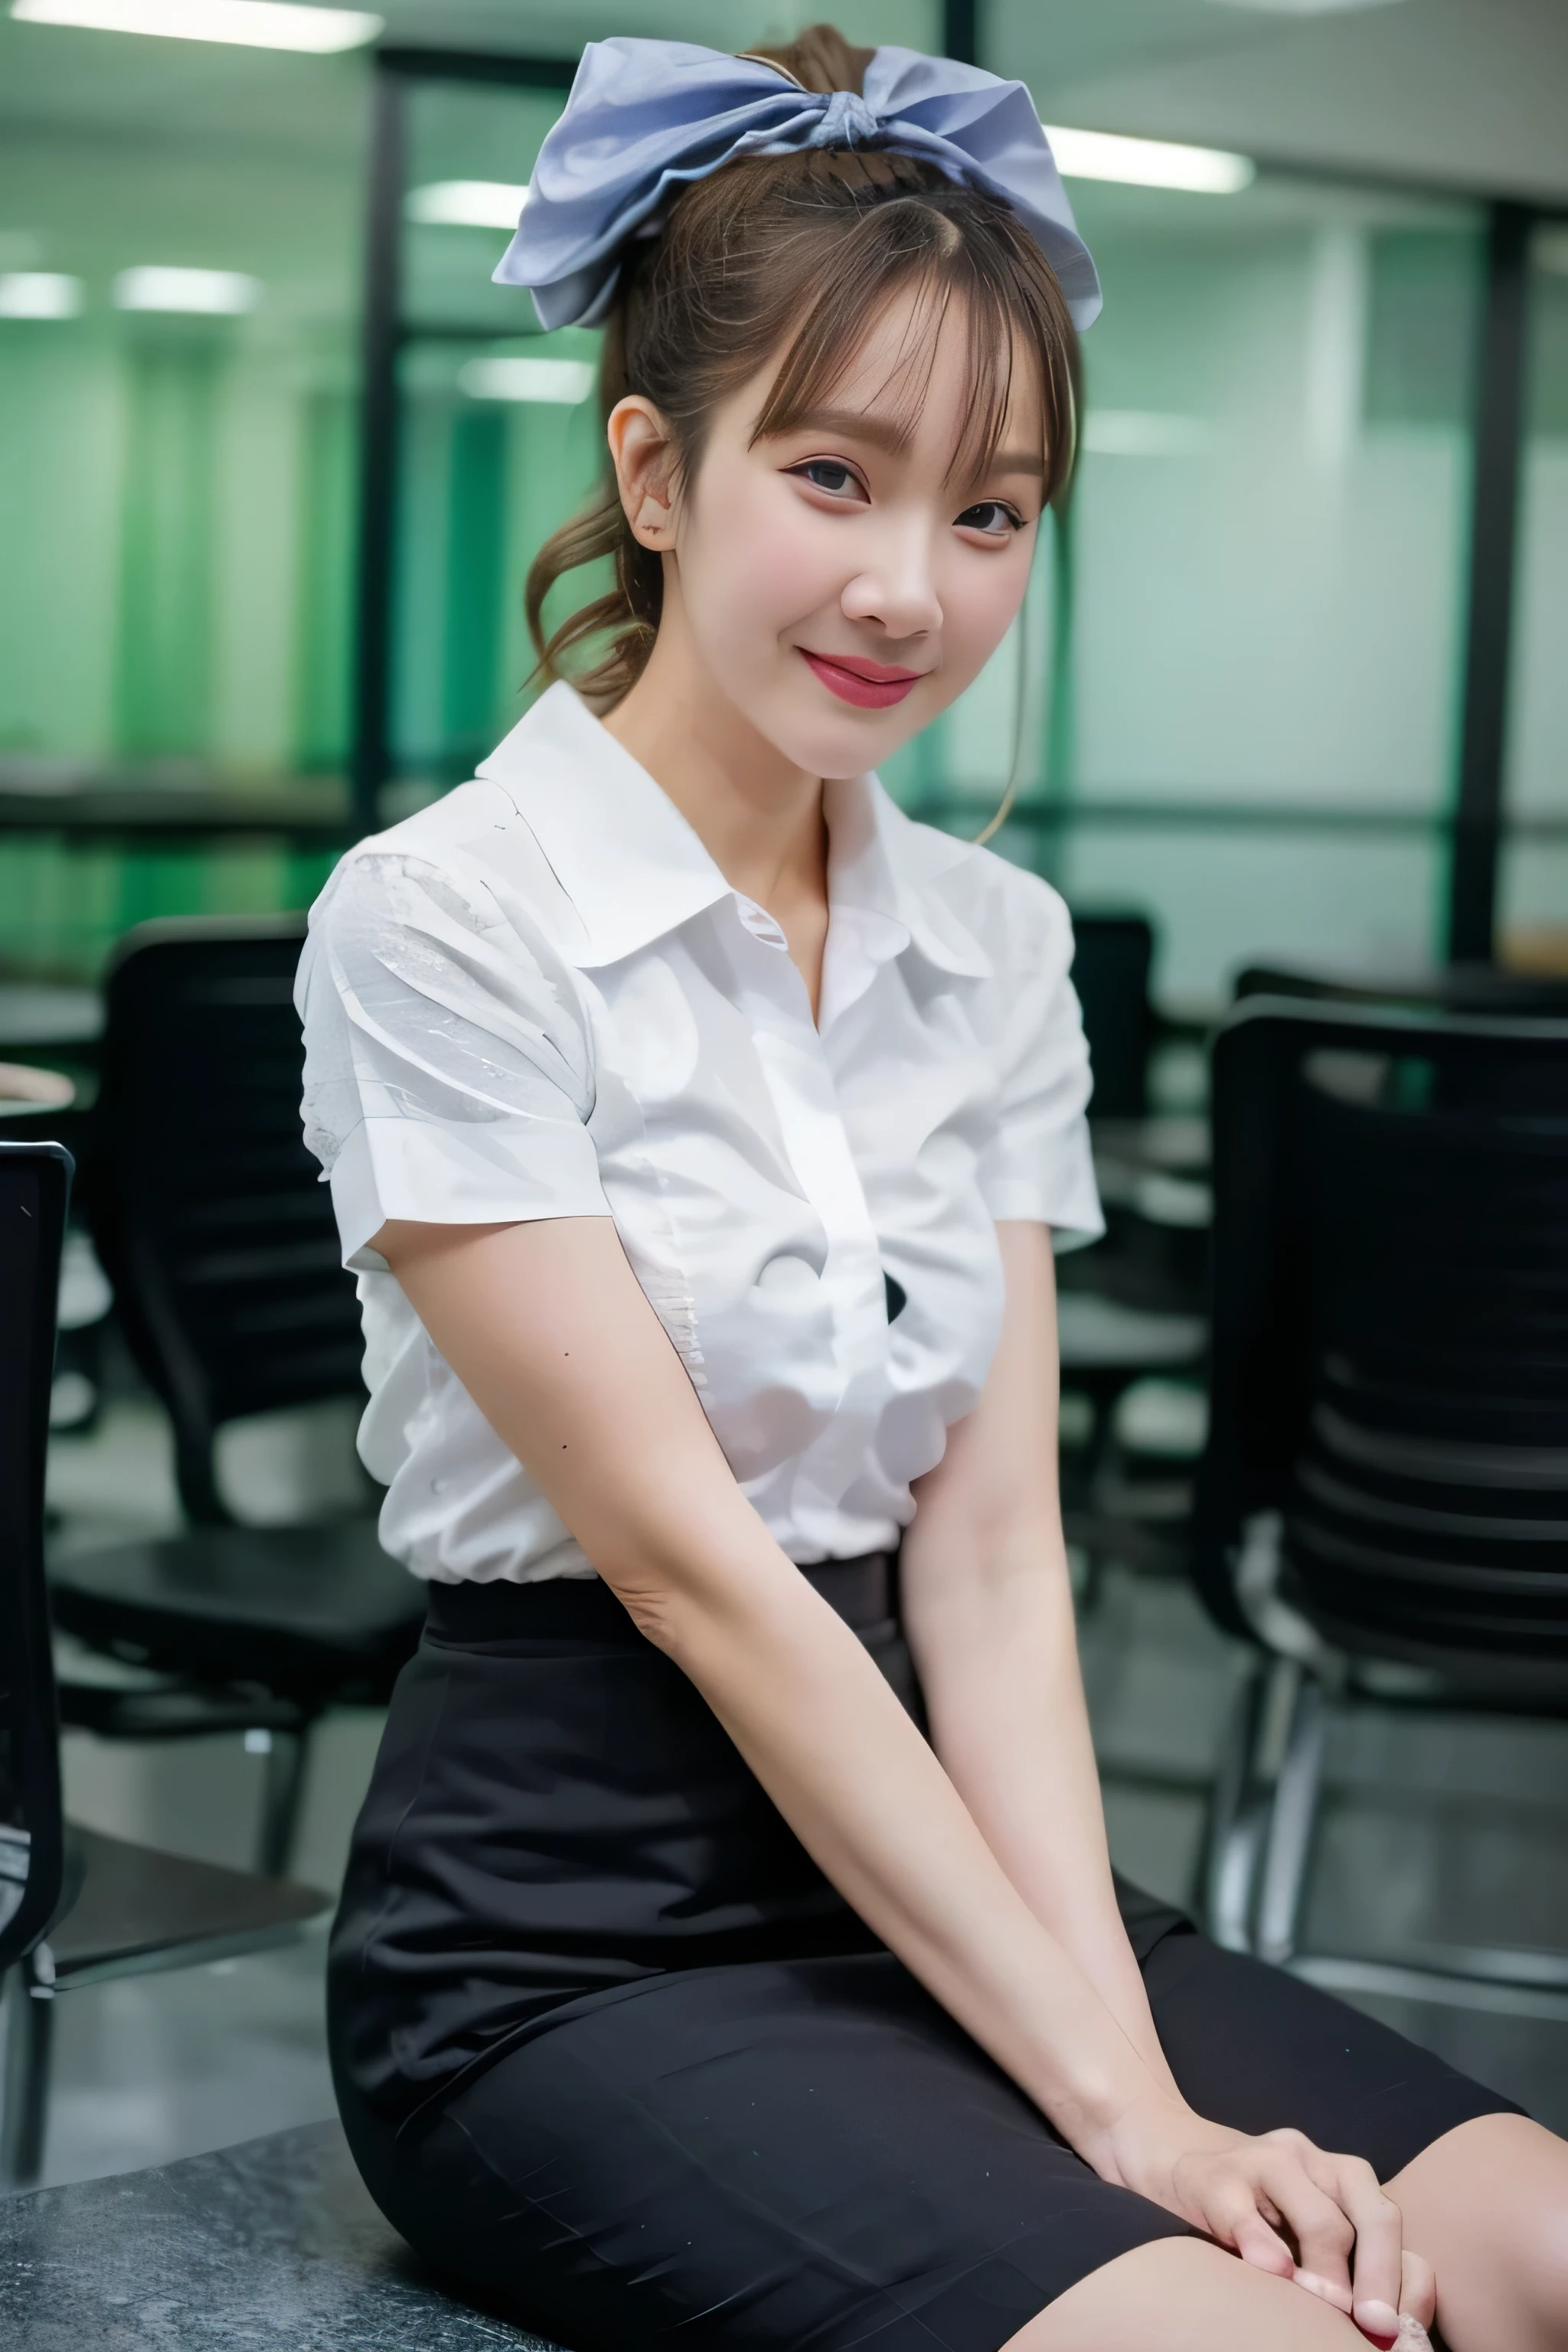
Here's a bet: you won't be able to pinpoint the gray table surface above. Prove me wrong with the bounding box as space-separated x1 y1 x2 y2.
0 2119 565 2350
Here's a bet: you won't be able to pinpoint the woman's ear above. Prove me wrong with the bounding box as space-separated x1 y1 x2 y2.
607 396 680 552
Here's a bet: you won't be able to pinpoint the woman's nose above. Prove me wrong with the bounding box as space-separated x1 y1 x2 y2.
840 524 942 642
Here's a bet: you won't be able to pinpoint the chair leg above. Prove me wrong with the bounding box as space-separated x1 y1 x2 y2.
1203 1660 1270 1952
1075 1546 1106 1618
1 1946 56 2190
1254 1673 1328 1967
1203 1654 1328 1956
253 1721 314 1878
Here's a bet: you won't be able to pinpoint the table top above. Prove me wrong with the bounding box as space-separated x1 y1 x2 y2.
0 784 353 842
0 988 102 1050
0 2118 564 2350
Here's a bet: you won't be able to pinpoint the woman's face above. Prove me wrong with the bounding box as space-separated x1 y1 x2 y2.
652 290 1049 781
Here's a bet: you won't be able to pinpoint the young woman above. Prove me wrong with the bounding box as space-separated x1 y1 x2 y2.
298 28 1568 2352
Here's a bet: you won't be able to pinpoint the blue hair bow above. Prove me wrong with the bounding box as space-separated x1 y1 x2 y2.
493 38 1101 332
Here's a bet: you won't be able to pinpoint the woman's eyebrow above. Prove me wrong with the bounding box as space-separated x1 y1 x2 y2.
773 407 913 456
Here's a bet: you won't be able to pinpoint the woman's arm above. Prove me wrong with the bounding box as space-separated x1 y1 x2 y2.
376 1212 1148 2140
374 1211 1408 2338
900 1220 1175 2092
900 1220 1419 2341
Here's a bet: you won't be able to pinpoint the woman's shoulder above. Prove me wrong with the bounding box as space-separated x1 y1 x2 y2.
294 750 602 1082
311 777 581 954
309 684 628 970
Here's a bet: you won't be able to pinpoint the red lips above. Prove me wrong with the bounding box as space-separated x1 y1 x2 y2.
800 650 925 710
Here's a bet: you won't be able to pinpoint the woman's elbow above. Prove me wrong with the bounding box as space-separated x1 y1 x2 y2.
612 1577 684 1655
590 1537 725 1662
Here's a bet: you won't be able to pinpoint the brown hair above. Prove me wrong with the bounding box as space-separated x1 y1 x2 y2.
524 23 1080 710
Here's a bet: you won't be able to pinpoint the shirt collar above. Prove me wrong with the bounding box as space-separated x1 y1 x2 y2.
825 769 994 982
478 680 992 981
477 683 730 969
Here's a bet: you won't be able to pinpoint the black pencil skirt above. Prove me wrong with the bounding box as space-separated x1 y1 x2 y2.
328 1560 1518 2352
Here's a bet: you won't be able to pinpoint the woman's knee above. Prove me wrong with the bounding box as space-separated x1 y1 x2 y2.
1389 2113 1568 2344
1002 2237 1365 2352
1475 2152 1568 2337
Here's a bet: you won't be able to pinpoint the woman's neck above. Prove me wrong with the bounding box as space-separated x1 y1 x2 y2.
601 603 831 1012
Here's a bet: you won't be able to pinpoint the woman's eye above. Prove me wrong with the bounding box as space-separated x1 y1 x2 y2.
795 459 865 498
956 499 1023 537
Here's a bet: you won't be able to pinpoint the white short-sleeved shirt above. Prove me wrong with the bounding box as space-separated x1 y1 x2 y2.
296 681 1102 1585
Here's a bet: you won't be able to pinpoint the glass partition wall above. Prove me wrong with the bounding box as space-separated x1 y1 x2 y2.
385 69 593 803
916 178 1489 1006
1498 222 1568 972
1 15 1563 1003
0 24 366 976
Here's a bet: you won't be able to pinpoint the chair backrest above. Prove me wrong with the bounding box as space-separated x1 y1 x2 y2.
90 917 364 1526
0 1142 70 1974
1234 960 1568 1017
1070 913 1155 1121
1193 998 1568 1684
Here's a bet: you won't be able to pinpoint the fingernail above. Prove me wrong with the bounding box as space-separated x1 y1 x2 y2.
1354 2298 1400 2347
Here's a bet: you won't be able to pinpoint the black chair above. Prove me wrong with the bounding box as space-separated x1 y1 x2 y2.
45 919 424 1873
1192 997 1568 1976
1058 913 1209 1588
1069 913 1155 1122
1 1140 328 2190
1235 959 1568 1018
0 1064 109 1433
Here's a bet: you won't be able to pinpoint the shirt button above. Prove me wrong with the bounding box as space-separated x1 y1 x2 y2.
754 1253 822 1296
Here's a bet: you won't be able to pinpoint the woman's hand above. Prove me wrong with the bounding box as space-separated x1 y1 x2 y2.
1096 2091 1436 2346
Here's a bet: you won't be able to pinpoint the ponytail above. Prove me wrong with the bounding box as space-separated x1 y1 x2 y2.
524 482 661 713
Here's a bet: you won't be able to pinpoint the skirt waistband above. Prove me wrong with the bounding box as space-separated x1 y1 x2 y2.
423 1551 900 1645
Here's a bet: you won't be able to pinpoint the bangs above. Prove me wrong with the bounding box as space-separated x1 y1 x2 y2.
746 194 1074 501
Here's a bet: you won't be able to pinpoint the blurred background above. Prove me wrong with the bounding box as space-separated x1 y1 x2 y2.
2 0 1566 998
3 0 1567 2225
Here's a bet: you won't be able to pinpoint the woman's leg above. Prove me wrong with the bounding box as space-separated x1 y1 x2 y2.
1386 2112 1568 2352
1141 1929 1523 2185
1002 2237 1367 2352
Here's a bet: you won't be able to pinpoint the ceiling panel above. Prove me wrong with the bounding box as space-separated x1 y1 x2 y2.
0 18 368 157
995 0 1568 207
0 0 1563 207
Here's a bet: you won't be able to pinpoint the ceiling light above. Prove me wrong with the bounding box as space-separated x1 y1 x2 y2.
11 0 381 51
459 356 593 405
0 271 83 318
407 181 529 230
1047 125 1254 194
113 265 261 312
1204 0 1404 13
1081 410 1214 457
